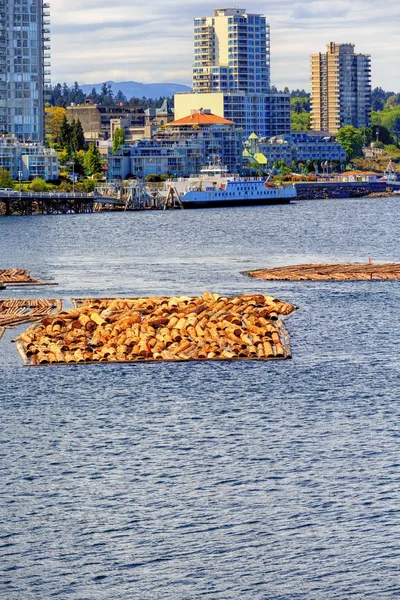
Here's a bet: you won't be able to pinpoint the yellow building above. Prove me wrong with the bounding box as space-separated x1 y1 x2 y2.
310 42 371 133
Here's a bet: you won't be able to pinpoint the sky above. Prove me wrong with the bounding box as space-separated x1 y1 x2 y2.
51 0 400 92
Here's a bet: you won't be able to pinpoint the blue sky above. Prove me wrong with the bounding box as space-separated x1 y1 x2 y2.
52 0 400 91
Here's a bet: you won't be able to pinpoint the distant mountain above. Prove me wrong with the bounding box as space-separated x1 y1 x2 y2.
80 80 191 99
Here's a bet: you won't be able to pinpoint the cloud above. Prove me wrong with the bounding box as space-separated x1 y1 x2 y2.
50 0 400 90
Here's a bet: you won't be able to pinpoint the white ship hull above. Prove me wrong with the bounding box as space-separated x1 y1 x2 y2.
165 176 296 209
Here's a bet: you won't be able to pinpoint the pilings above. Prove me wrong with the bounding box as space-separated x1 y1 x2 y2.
0 193 94 216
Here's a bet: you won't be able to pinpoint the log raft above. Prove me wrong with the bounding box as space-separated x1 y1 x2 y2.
0 269 58 286
0 299 61 332
16 292 297 366
247 263 400 282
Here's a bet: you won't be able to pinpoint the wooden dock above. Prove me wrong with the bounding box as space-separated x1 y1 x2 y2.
0 191 95 216
0 183 181 215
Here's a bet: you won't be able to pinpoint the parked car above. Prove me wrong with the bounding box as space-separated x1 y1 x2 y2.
0 188 19 194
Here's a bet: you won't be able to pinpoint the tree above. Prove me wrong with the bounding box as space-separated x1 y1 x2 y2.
115 90 127 105
112 128 125 154
384 95 399 110
84 142 102 175
74 149 85 175
57 148 70 165
336 126 364 160
0 168 14 189
70 119 85 152
290 96 310 113
45 106 67 145
88 86 100 103
291 112 310 131
29 177 48 192
59 114 72 152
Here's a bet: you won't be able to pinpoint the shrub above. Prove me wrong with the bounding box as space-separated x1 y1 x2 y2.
145 173 162 182
29 177 48 192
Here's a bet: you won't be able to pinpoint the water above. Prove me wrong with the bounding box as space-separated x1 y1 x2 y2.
0 198 399 599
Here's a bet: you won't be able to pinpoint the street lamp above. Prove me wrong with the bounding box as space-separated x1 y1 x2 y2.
18 164 23 197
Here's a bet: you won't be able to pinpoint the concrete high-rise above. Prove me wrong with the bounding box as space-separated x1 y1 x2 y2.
193 8 270 94
175 7 291 140
0 0 50 142
310 42 371 133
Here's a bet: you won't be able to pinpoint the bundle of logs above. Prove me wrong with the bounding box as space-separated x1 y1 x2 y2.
16 292 296 365
0 299 62 339
0 269 54 286
247 263 400 281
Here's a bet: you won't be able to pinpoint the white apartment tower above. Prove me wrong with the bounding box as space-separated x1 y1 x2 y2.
310 43 371 133
175 8 290 140
0 0 50 142
193 8 270 94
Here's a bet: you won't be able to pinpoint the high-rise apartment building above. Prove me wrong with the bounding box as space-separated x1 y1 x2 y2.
175 7 291 140
193 8 270 94
0 0 50 142
310 42 371 133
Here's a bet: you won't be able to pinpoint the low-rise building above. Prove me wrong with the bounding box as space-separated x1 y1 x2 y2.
341 171 378 182
0 136 59 180
243 130 346 168
67 102 147 142
107 109 243 179
107 139 203 180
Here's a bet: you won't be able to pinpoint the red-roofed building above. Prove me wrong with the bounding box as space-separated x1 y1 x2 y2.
153 109 243 173
107 109 243 179
341 171 378 183
167 110 234 127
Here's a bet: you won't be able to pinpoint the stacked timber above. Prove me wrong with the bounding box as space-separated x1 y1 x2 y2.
0 299 61 331
16 292 296 366
247 263 400 281
0 269 57 286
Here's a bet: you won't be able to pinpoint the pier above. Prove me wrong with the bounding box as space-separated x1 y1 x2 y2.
0 190 95 216
0 181 182 216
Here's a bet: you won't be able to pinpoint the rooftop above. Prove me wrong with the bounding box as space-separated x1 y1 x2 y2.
168 110 234 127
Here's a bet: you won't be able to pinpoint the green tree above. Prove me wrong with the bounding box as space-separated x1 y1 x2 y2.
273 160 291 175
57 148 70 165
290 96 310 113
0 168 14 189
112 128 125 154
336 126 364 160
84 142 102 176
291 112 310 131
29 177 49 192
59 114 72 152
70 119 85 152
74 149 85 175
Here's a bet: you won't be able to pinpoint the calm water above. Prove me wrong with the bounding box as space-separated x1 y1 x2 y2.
0 198 399 599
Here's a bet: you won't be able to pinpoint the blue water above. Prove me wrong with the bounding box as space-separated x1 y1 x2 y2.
0 198 399 599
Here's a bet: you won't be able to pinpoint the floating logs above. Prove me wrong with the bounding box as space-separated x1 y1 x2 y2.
0 299 62 332
247 263 400 282
16 292 297 366
0 269 57 286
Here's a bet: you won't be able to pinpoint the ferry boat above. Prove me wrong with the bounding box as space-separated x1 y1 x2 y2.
163 163 296 209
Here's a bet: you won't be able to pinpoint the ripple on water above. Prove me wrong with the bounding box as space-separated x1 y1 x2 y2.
0 198 400 599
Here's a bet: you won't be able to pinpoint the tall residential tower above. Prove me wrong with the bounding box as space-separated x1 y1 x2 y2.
175 7 290 140
193 7 270 94
0 0 50 141
310 42 371 133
